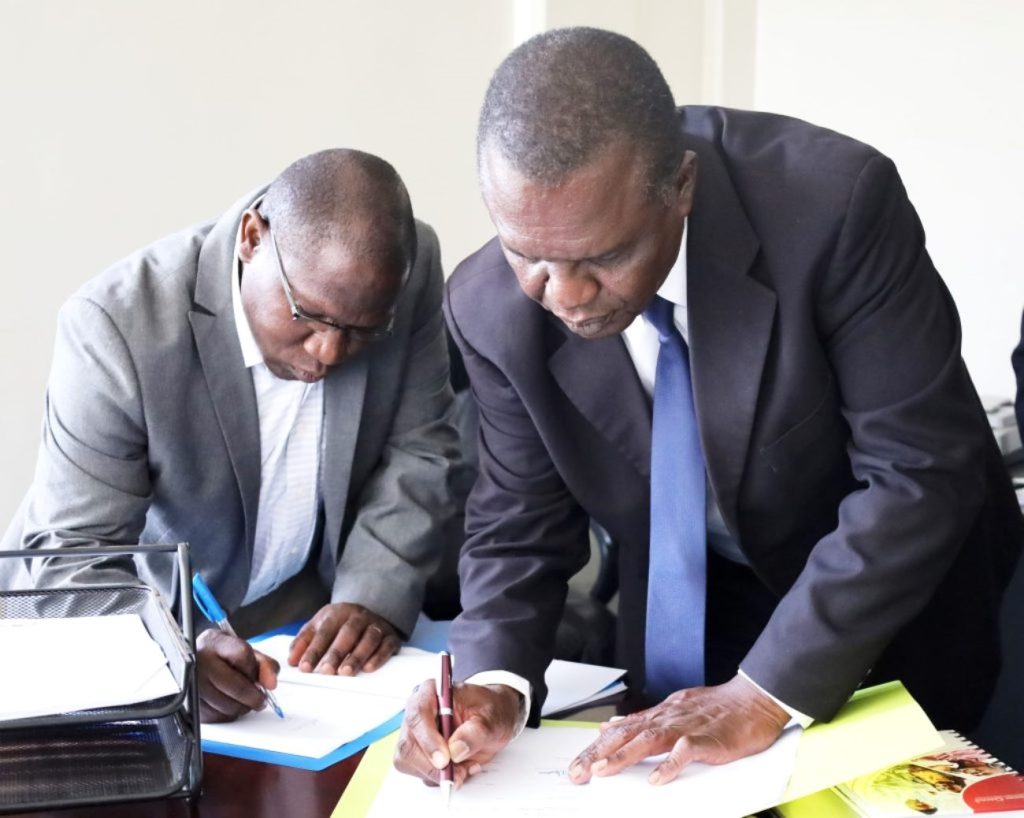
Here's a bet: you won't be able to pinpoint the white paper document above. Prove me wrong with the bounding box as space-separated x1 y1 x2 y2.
201 637 431 758
204 635 628 761
0 614 178 722
256 635 437 699
541 661 625 716
201 682 404 758
367 724 803 818
254 633 624 716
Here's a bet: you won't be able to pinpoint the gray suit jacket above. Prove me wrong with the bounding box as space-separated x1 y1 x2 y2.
1 188 459 637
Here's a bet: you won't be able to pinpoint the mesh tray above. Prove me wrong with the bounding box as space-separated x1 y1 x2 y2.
0 584 192 729
0 714 196 814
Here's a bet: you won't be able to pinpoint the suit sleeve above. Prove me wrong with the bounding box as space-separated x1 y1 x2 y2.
443 283 591 725
17 296 150 587
740 155 993 718
328 225 461 638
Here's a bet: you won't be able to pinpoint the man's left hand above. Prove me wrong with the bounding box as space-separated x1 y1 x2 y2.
287 602 402 676
568 675 790 786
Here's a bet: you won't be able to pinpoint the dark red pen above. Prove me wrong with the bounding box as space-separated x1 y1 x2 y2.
439 651 455 806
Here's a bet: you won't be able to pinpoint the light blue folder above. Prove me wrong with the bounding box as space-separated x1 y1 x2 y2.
200 615 451 771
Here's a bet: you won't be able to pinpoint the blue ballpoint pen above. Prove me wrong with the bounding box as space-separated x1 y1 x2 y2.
191 573 285 718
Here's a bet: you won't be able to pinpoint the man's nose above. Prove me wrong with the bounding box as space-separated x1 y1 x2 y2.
542 263 599 313
304 328 349 367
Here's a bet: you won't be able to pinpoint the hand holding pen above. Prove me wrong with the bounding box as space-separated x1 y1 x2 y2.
392 656 523 794
191 574 285 722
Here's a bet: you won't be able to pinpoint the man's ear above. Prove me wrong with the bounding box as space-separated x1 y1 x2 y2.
673 150 698 217
238 208 267 264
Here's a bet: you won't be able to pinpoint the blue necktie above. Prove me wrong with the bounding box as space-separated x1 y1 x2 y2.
643 295 707 700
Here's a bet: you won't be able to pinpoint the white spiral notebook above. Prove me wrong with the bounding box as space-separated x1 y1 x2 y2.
835 730 1024 816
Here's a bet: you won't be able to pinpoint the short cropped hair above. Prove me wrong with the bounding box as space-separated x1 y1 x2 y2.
477 27 683 198
260 149 416 278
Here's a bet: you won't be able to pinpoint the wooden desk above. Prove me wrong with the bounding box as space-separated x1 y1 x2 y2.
4 751 363 818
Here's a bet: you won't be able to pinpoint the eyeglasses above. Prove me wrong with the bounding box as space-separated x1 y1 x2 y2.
265 223 394 342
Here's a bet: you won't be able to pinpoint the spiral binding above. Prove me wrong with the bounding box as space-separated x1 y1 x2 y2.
946 730 1017 774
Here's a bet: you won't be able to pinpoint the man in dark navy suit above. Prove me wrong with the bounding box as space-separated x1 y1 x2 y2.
395 27 1022 790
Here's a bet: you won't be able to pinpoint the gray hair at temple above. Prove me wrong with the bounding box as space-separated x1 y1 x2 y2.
260 148 417 279
476 27 684 200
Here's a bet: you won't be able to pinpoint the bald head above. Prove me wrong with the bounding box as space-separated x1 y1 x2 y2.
478 27 683 199
260 148 416 279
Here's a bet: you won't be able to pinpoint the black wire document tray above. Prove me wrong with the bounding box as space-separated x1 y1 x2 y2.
0 544 201 813
0 584 190 728
0 715 193 812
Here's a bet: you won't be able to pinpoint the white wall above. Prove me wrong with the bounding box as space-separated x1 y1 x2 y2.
540 0 706 101
752 0 1024 400
1 0 1020 526
0 0 713 525
0 0 515 524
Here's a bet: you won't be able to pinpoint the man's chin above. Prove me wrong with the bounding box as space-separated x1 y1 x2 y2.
264 362 293 381
265 361 319 382
560 313 631 339
292 367 326 383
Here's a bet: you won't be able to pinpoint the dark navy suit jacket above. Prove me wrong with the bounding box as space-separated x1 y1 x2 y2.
445 107 1023 729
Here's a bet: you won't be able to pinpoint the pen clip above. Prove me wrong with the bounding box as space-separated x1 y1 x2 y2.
191 573 227 624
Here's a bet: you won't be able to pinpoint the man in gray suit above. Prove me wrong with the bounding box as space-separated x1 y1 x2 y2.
2 149 459 723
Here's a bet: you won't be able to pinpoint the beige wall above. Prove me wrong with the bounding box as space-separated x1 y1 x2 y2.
1 0 1020 526
0 0 514 524
0 0 713 524
752 0 1024 400
540 0 705 101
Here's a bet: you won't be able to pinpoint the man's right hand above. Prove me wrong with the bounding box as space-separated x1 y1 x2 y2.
196 629 280 723
393 680 523 789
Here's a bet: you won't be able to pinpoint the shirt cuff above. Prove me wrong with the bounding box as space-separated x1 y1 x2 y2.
464 671 532 737
738 669 814 728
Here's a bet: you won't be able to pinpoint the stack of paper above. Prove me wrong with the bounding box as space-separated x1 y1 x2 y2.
0 614 178 722
200 626 627 770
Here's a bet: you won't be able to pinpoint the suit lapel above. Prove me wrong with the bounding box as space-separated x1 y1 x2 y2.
685 136 776 535
188 189 266 567
320 355 369 561
549 324 651 480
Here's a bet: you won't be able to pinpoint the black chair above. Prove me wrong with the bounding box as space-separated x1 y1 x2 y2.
555 521 618 666
423 330 618 666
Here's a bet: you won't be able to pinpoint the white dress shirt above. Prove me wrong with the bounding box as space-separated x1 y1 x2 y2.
231 234 324 606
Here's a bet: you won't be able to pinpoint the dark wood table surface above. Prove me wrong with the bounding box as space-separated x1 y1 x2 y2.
3 697 638 817
5 751 364 818
4 716 783 818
